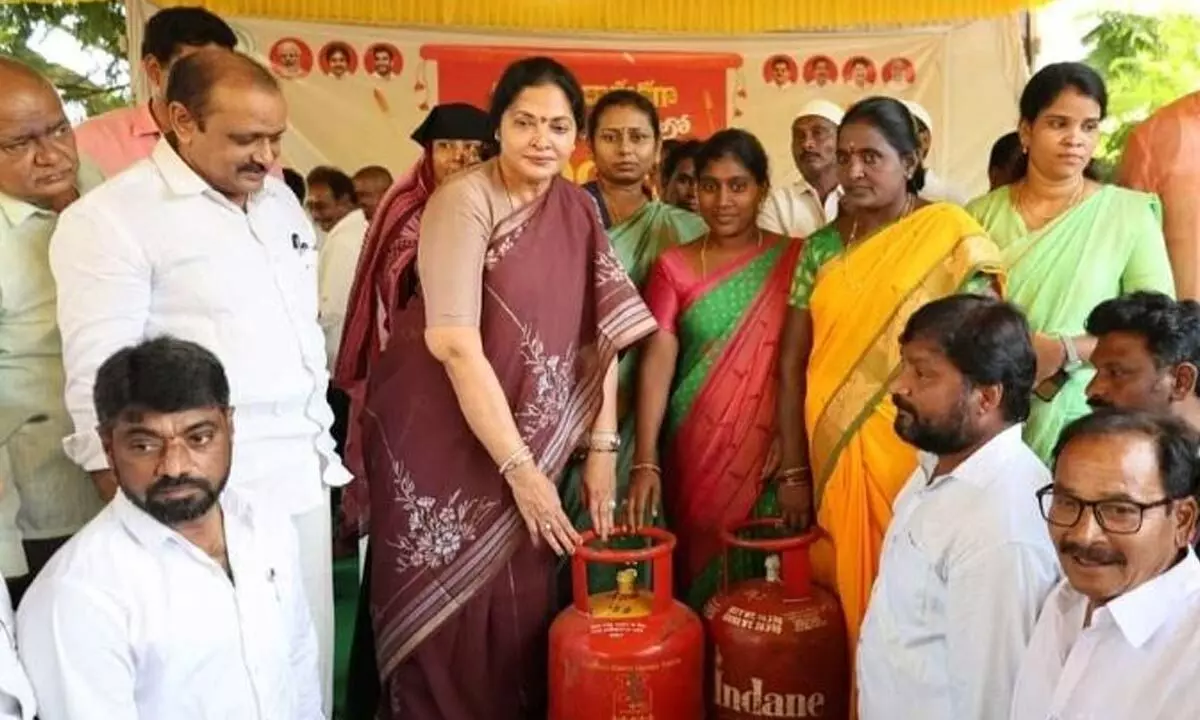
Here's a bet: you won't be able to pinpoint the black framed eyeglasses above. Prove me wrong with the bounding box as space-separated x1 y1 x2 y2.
1035 484 1177 535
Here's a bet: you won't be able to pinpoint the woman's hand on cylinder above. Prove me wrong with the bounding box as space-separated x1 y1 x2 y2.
506 463 581 555
583 450 618 541
626 464 661 530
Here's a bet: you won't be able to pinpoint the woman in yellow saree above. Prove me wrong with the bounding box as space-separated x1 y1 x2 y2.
776 98 1006 658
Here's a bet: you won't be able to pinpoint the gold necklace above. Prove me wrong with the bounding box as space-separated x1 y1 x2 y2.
848 193 915 245
1013 179 1085 229
700 229 764 278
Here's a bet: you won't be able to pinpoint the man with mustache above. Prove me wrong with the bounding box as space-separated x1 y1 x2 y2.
17 337 322 719
858 295 1058 720
309 166 366 455
756 99 844 238
1011 410 1200 718
1085 291 1200 431
0 58 105 606
49 48 346 716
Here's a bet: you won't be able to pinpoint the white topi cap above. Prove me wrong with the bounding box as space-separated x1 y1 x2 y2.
795 99 844 126
903 100 934 134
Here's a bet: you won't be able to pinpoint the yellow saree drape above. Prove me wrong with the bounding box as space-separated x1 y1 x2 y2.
804 204 1006 653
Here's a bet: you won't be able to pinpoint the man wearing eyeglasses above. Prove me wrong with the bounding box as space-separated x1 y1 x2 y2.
857 296 1059 720
0 58 105 606
1012 410 1200 719
1086 291 1200 431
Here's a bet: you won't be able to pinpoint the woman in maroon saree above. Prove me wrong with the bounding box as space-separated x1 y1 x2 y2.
357 58 655 719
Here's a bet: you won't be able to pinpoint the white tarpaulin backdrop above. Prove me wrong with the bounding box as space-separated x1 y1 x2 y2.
131 2 1028 196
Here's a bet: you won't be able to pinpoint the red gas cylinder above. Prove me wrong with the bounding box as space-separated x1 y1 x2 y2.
705 519 849 720
549 527 705 720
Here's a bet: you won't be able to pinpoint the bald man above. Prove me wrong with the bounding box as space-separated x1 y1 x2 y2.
48 49 343 715
0 59 105 610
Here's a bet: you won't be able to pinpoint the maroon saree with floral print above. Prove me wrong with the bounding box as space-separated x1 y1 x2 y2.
360 169 655 720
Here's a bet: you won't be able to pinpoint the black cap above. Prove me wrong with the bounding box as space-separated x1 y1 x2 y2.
410 103 492 147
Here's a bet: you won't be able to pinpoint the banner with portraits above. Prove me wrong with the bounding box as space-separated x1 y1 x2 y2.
131 2 1028 196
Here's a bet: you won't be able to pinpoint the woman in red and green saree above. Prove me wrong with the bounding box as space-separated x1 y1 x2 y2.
357 58 656 719
561 90 705 582
627 129 802 610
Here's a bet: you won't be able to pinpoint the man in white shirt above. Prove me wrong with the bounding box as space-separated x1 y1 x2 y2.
1086 291 1200 432
18 337 323 720
903 100 969 205
1012 410 1200 719
309 166 368 454
757 99 843 238
49 49 346 714
858 295 1059 720
0 58 104 602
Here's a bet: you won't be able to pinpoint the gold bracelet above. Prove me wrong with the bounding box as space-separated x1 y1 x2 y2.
499 445 534 476
631 462 662 475
777 467 811 486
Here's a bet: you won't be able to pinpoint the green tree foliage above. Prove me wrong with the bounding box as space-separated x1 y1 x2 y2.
1084 11 1200 169
0 1 130 116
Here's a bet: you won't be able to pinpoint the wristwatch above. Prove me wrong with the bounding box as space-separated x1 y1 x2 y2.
1058 334 1083 374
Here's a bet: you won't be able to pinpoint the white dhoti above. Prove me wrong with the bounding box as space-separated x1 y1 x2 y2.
291 491 334 717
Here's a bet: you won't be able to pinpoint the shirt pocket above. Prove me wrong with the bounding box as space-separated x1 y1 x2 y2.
883 530 938 633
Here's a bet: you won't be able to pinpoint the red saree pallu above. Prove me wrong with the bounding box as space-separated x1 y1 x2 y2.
361 174 655 720
334 155 435 536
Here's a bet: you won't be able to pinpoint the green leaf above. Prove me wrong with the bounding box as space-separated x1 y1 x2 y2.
1083 11 1200 164
0 1 131 116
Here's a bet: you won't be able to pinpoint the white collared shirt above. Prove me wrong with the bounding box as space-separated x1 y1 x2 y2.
16 489 323 720
317 209 368 368
858 425 1060 720
1010 548 1200 720
50 140 350 515
757 178 841 238
0 582 34 720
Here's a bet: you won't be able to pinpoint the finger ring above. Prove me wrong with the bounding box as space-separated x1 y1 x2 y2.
608 499 617 510
543 522 552 531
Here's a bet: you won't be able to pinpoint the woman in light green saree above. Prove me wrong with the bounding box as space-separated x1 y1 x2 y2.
968 63 1175 462
561 90 706 591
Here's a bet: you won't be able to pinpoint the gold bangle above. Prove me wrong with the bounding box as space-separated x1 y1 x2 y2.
777 467 809 480
631 462 661 475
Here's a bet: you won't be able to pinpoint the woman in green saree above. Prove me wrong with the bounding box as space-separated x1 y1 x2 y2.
561 90 706 589
627 129 801 610
967 62 1175 461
